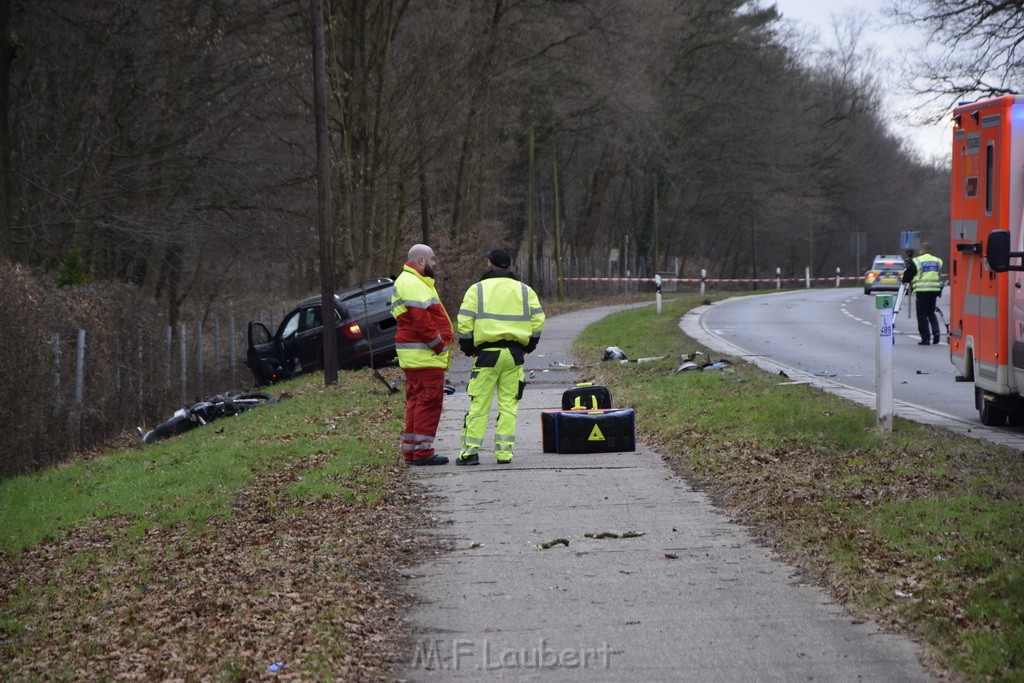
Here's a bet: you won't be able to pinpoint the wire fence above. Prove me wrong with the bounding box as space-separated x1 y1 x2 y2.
3 308 291 478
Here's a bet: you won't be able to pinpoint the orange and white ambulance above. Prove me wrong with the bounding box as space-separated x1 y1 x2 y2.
949 94 1024 425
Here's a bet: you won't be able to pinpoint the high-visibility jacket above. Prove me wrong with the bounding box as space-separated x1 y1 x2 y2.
911 253 943 293
392 263 453 370
458 271 544 349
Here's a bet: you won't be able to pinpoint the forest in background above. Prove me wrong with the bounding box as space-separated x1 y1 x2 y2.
3 0 1017 473
1 0 951 315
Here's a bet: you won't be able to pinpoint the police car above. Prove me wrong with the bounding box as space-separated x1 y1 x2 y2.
863 255 905 294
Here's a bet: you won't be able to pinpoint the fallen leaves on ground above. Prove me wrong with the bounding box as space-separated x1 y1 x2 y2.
0 455 438 681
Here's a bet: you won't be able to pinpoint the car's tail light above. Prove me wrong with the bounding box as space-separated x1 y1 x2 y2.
341 322 363 339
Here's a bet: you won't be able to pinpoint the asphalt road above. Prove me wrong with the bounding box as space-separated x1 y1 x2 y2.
683 287 1024 451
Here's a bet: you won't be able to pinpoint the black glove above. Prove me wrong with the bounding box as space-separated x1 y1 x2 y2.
459 338 477 357
523 337 538 354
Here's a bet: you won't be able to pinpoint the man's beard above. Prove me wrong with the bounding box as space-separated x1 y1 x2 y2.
423 264 436 278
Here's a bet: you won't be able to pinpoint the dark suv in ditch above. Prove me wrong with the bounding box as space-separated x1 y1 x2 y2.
245 277 398 386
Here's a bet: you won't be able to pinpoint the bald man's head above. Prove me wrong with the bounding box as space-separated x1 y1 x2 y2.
407 243 437 278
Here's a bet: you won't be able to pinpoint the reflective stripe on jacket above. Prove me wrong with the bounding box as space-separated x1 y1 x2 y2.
392 264 453 369
457 272 544 348
911 253 943 293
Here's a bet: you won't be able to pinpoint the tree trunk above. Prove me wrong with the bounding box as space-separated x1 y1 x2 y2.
0 0 12 261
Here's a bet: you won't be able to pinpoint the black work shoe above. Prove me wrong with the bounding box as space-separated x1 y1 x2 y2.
918 340 930 346
456 454 479 466
933 335 940 344
408 454 449 466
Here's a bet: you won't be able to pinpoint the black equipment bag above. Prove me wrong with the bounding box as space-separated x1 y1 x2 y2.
561 383 612 411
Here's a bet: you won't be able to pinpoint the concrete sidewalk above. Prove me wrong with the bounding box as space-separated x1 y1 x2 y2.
398 305 931 682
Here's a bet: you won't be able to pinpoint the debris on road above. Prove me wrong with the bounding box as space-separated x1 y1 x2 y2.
537 538 570 550
584 531 646 539
603 346 628 361
619 355 672 364
673 352 735 374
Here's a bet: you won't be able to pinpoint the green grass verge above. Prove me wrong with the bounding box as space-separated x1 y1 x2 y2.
0 369 411 680
0 372 403 554
575 296 1024 682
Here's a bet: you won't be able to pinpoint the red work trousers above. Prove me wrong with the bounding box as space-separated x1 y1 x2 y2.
401 367 446 462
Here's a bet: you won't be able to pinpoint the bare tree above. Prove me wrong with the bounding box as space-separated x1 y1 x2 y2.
0 0 13 262
891 0 1024 97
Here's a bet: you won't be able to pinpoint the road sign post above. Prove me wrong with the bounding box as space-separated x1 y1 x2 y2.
875 293 894 431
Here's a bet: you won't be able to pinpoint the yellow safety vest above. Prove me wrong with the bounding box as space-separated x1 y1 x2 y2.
458 276 544 348
911 254 943 293
392 265 452 370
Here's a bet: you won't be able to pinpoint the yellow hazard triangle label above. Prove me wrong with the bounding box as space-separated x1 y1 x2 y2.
587 424 605 441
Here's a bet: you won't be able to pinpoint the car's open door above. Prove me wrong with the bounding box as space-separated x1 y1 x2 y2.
246 321 285 385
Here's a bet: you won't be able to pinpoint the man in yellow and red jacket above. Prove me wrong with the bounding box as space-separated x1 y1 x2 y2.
392 244 454 465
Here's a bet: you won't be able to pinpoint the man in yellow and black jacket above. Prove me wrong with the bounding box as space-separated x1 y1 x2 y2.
903 242 944 346
456 249 545 465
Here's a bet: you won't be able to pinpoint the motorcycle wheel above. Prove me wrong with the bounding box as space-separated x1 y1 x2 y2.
142 415 196 444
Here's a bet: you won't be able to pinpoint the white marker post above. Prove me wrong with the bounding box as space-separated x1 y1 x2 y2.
875 293 894 431
654 274 662 315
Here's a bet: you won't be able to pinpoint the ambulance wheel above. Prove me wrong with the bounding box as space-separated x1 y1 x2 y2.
979 397 1007 427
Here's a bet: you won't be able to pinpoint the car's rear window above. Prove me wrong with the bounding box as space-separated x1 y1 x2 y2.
340 286 394 317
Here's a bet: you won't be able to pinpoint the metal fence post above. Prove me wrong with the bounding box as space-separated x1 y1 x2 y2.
74 329 86 448
179 323 187 405
137 327 144 410
165 326 173 391
230 317 237 390
51 332 61 417
196 320 204 399
214 317 221 394
114 337 121 395
75 329 86 407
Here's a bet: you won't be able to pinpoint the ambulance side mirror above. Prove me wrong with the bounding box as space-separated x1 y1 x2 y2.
986 230 1024 272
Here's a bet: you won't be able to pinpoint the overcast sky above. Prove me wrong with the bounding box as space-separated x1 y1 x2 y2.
771 0 951 162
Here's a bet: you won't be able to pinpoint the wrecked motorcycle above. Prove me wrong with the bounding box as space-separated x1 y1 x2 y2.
139 392 278 444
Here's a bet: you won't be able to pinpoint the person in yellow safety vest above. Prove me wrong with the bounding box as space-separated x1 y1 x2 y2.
902 242 944 346
392 244 454 466
455 248 545 465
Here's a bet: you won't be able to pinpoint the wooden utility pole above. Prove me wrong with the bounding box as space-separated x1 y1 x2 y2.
652 176 660 275
553 150 564 301
311 0 338 385
0 0 14 261
527 124 535 283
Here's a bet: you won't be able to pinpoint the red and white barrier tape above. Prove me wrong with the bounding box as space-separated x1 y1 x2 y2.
561 276 863 284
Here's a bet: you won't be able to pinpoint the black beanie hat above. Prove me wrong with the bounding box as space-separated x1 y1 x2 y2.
486 249 512 269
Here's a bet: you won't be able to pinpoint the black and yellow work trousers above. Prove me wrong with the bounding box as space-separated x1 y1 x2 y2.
460 345 525 463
